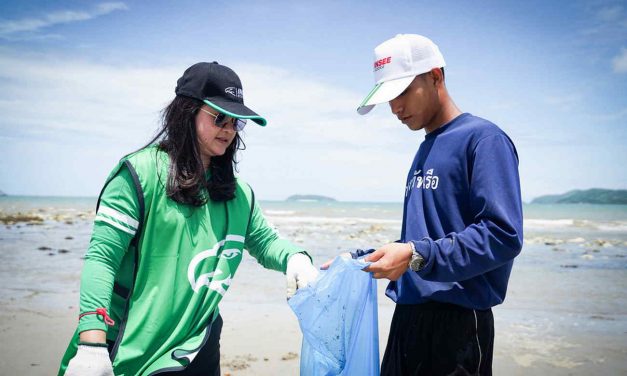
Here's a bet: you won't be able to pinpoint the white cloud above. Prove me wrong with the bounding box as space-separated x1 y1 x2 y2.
580 3 627 45
543 94 581 110
487 101 518 112
612 47 627 73
588 107 627 122
597 5 623 22
0 50 417 200
0 2 128 39
0 53 176 143
235 63 408 149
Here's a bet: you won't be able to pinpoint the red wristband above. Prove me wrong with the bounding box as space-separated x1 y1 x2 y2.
78 308 115 326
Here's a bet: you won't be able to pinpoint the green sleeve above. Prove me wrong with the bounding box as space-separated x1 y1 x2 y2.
77 167 139 333
244 199 310 273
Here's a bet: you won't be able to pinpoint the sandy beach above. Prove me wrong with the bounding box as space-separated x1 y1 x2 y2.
1 200 626 375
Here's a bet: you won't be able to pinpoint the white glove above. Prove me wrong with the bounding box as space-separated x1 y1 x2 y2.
286 253 319 299
65 344 114 376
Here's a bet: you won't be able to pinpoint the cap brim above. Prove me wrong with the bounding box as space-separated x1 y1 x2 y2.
203 99 267 126
356 76 415 115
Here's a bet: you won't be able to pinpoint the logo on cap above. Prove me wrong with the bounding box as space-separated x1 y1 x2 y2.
225 87 243 99
373 56 392 72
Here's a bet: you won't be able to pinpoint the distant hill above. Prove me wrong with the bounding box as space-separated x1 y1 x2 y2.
0 189 6 197
286 194 337 202
532 189 627 205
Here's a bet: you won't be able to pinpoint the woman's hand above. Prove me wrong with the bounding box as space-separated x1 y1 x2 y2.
65 343 114 376
286 253 319 299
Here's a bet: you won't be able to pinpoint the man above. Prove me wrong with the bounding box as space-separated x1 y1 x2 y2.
356 34 523 375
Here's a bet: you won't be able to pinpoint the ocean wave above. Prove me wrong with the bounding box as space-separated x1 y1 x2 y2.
524 219 577 228
265 215 402 225
263 210 296 216
524 219 627 232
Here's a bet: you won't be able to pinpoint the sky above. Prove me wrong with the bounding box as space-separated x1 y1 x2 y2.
0 0 626 202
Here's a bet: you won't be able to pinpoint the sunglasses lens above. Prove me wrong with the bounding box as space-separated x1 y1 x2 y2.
215 113 228 127
235 119 247 132
205 108 245 131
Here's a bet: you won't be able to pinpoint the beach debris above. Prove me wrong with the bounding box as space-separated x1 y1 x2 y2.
48 252 55 256
582 238 623 249
242 354 257 362
58 249 70 254
348 224 388 240
220 354 257 375
65 236 74 240
1 209 95 226
544 239 564 246
589 315 614 321
581 254 594 260
37 246 52 251
281 352 299 361
525 236 568 245
223 359 248 370
220 354 257 370
263 357 269 361
560 264 578 268
0 212 44 225
581 239 619 248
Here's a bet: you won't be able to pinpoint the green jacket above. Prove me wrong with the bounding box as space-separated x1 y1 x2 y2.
59 146 305 375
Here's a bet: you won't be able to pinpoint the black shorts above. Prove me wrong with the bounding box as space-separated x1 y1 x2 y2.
381 302 494 376
142 314 223 376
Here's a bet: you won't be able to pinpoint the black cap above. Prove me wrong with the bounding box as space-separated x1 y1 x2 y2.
175 62 267 126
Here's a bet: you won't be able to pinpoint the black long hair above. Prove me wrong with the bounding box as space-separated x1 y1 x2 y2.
145 95 244 206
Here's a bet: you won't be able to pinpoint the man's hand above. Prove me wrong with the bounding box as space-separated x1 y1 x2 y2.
364 242 413 280
286 253 319 299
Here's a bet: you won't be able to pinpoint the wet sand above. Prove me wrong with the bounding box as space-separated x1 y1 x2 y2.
1 205 626 375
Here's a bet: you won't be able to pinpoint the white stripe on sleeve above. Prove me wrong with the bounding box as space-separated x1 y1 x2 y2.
95 215 136 236
98 206 139 230
226 234 245 243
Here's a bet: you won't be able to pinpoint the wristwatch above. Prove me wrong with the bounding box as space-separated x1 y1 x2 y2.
407 241 426 272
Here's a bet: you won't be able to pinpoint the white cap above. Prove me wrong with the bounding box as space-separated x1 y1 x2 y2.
357 34 446 115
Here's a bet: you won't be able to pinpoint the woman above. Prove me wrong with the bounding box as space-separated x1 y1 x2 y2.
59 62 319 376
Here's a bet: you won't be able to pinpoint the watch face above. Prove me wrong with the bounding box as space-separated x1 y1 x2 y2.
410 254 423 271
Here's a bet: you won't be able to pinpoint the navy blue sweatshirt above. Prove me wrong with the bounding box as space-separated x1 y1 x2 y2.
389 113 523 310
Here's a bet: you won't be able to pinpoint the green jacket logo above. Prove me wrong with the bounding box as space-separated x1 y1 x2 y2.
187 235 245 295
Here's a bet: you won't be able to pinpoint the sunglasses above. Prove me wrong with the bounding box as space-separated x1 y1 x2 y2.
199 108 247 132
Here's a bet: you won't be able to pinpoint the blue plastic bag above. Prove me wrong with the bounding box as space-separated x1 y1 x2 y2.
288 256 379 376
